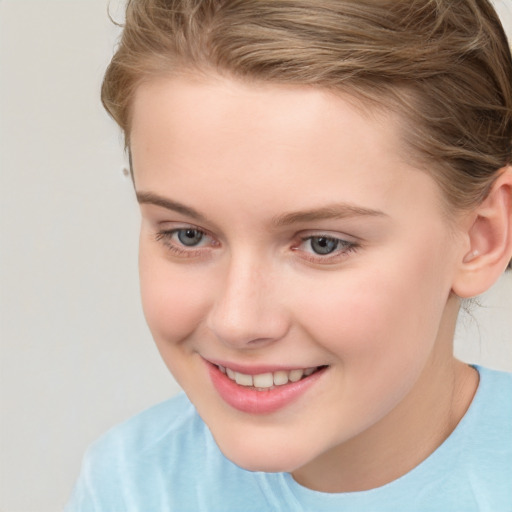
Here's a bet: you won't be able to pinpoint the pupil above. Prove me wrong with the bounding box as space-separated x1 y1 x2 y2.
311 237 338 255
177 229 203 246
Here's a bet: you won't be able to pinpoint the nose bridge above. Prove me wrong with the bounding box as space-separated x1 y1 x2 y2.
207 249 287 348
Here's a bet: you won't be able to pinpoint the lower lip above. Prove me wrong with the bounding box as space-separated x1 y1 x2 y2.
206 362 327 414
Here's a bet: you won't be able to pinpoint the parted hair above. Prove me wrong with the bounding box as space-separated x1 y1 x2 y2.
102 0 512 265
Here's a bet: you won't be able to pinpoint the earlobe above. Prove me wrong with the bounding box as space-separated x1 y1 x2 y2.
452 166 512 298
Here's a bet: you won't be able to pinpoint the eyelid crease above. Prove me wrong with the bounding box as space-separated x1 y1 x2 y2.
297 234 359 251
298 229 359 240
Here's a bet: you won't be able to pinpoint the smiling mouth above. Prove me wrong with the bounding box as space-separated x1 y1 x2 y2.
216 364 328 391
206 361 329 414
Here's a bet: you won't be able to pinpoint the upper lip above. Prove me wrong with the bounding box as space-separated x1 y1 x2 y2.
203 357 325 375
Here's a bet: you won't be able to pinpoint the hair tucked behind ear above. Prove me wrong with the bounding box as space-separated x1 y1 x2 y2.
102 0 512 267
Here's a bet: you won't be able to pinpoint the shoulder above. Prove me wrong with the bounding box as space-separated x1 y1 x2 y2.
476 364 512 386
472 365 512 420
85 392 200 467
456 365 512 508
66 393 213 510
460 365 512 458
77 393 207 492
459 365 512 448
96 392 196 443
66 393 277 511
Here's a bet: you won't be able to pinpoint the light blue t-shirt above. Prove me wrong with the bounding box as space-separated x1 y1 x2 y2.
66 366 512 511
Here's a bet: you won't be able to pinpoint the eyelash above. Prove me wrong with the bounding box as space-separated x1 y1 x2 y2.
293 235 359 263
154 228 360 263
154 228 215 258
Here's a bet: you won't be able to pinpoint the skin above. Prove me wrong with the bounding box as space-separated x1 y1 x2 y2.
130 73 479 492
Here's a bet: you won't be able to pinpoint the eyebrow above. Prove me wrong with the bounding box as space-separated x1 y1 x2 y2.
136 191 387 226
136 191 209 223
271 204 387 227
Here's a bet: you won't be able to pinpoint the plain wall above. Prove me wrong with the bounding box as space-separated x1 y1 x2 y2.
0 1 511 510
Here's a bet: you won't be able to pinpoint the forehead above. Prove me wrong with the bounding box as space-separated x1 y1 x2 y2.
129 74 443 220
131 74 396 146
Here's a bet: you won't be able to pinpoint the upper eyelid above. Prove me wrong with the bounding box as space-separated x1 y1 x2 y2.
140 203 222 235
152 212 358 236
156 228 356 242
158 224 213 238
301 232 349 239
159 227 211 239
297 235 358 250
298 230 359 243
155 225 360 248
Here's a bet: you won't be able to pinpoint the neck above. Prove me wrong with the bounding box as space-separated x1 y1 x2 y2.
292 296 479 493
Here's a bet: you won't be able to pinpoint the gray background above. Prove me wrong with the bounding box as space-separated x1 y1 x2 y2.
1 1 511 510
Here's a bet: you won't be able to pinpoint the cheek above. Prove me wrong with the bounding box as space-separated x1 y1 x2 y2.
295 278 407 364
138 245 211 349
291 258 451 427
296 248 451 369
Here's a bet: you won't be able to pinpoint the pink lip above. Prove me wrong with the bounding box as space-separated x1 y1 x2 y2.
204 360 328 415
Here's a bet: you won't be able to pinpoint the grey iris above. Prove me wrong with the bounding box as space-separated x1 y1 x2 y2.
311 237 338 255
177 229 203 246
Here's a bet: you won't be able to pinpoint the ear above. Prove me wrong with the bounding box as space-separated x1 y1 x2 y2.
452 166 512 298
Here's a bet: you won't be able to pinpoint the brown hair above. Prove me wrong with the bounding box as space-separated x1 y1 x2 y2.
102 0 512 265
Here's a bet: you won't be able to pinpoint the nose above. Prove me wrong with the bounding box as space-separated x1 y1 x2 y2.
206 254 290 349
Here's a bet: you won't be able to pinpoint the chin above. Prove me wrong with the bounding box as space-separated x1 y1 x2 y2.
211 431 313 474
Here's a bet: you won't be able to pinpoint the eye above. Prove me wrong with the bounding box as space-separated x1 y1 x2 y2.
293 234 359 263
154 226 217 258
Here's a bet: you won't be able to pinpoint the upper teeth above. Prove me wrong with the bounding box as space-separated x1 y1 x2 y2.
219 365 318 389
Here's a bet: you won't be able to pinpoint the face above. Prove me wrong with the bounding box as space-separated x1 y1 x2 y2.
131 74 464 475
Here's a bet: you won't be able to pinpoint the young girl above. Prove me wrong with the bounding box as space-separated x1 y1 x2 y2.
67 0 512 510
